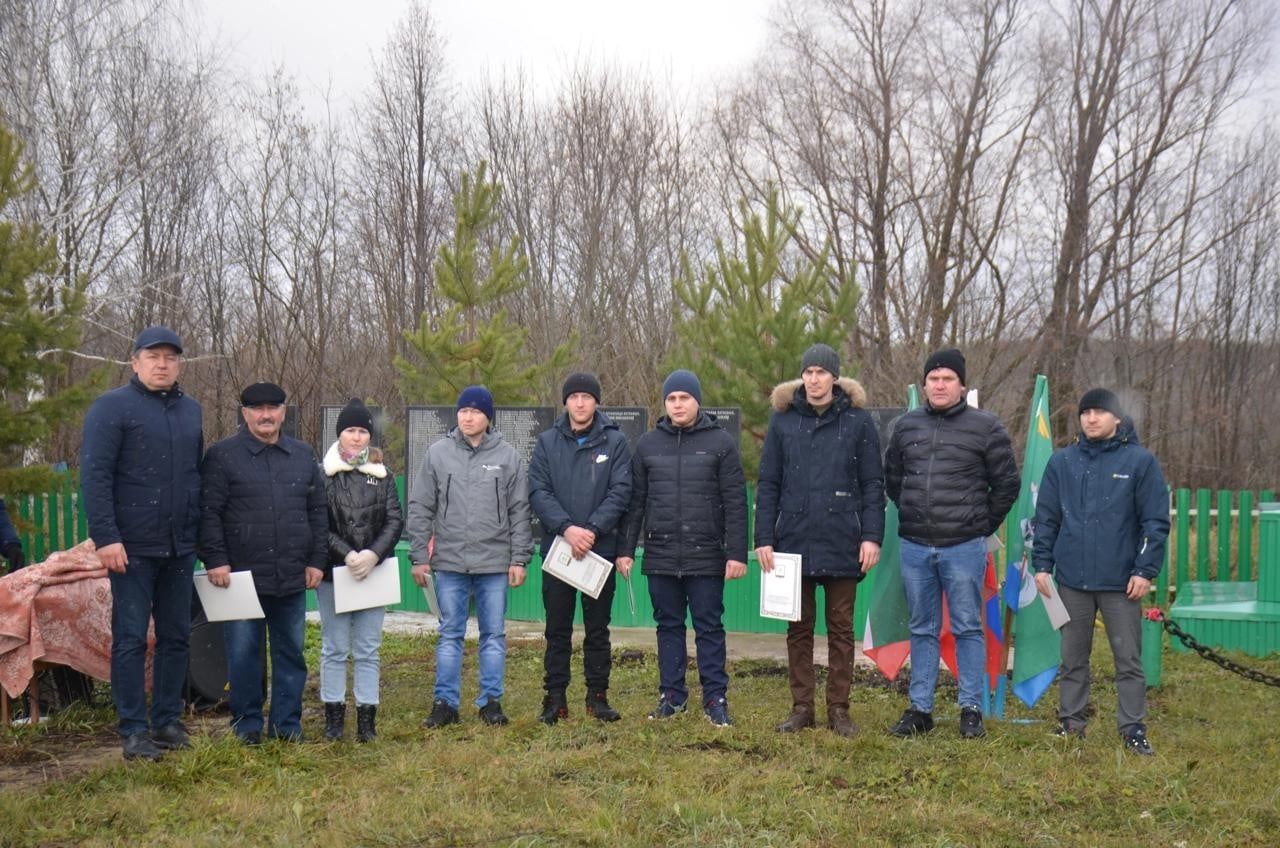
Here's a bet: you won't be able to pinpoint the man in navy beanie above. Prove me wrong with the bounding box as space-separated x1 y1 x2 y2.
408 385 532 728
619 369 747 727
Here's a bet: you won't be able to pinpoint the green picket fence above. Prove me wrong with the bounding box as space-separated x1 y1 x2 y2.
8 473 87 564
1158 487 1278 608
8 474 1274 635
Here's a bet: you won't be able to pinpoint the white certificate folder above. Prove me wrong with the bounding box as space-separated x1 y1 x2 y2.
760 552 802 621
541 535 614 599
194 570 265 621
333 557 402 613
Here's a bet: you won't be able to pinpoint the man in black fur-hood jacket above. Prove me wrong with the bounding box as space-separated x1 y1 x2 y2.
755 343 885 739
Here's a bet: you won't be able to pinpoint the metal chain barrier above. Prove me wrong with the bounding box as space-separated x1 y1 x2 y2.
1146 609 1280 688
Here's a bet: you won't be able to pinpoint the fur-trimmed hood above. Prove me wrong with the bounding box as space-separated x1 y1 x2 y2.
770 377 866 412
323 440 388 478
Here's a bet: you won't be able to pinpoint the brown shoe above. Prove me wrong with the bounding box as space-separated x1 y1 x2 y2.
828 706 858 738
776 705 816 733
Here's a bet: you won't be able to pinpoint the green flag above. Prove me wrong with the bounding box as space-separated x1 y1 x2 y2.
1008 375 1060 707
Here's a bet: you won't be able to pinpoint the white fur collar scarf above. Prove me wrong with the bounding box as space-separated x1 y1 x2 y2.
323 441 388 478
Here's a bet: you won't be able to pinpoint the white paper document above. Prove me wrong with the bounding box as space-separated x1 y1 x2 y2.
541 534 614 599
759 552 802 621
420 571 440 616
194 570 265 621
1040 575 1071 630
334 557 402 614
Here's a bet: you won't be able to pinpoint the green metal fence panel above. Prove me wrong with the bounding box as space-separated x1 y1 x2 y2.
32 490 47 562
1238 490 1255 582
61 476 75 550
47 485 61 561
1174 488 1190 590
1194 488 1211 581
1155 492 1170 608
1216 490 1232 581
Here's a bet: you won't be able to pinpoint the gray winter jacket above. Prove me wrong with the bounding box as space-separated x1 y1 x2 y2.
406 428 533 574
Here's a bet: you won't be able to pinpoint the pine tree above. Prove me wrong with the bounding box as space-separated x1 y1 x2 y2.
668 188 859 477
0 121 96 495
395 162 571 404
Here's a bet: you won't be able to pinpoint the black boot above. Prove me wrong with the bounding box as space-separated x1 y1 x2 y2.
356 704 377 743
585 690 621 722
324 702 346 741
538 691 569 725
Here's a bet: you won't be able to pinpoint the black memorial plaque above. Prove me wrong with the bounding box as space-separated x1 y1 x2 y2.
492 407 556 466
701 406 742 445
405 406 454 482
600 407 648 450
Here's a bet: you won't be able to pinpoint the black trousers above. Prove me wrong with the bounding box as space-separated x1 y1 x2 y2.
542 569 617 694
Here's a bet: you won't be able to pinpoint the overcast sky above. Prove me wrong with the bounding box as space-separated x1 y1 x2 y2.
196 0 776 110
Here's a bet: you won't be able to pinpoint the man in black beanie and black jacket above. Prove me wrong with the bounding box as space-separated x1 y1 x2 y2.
528 372 632 724
883 348 1020 740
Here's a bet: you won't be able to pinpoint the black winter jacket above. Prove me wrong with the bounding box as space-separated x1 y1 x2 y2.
755 379 886 579
198 428 328 596
884 399 1020 547
321 441 405 580
79 376 203 557
621 412 748 575
1032 423 1169 591
528 411 632 559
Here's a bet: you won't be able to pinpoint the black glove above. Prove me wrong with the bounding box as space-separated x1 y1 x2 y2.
2 541 24 571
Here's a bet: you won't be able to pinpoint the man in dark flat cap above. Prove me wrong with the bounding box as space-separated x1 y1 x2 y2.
198 381 328 745
80 326 203 761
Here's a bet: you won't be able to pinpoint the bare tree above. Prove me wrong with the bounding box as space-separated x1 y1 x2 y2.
349 0 458 372
1031 0 1270 435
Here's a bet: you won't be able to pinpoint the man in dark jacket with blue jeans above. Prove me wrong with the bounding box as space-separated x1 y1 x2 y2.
80 326 203 761
884 348 1020 740
1033 388 1169 755
755 343 885 738
529 372 632 724
619 370 748 727
199 382 328 745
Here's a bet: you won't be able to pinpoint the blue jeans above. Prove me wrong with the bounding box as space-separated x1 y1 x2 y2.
900 537 987 712
316 581 386 705
108 554 194 737
434 571 508 709
223 590 307 739
646 574 729 705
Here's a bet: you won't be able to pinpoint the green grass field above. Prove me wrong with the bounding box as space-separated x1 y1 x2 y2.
2 627 1278 847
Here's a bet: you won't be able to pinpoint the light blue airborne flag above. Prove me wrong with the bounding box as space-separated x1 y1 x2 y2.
1006 375 1060 707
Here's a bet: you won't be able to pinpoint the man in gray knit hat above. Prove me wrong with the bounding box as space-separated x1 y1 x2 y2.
755 342 885 737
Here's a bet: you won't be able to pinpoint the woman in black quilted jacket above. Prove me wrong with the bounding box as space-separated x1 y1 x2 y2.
317 398 403 742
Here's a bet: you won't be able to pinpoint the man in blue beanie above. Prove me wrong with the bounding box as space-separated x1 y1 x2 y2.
619 369 748 726
408 385 533 728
